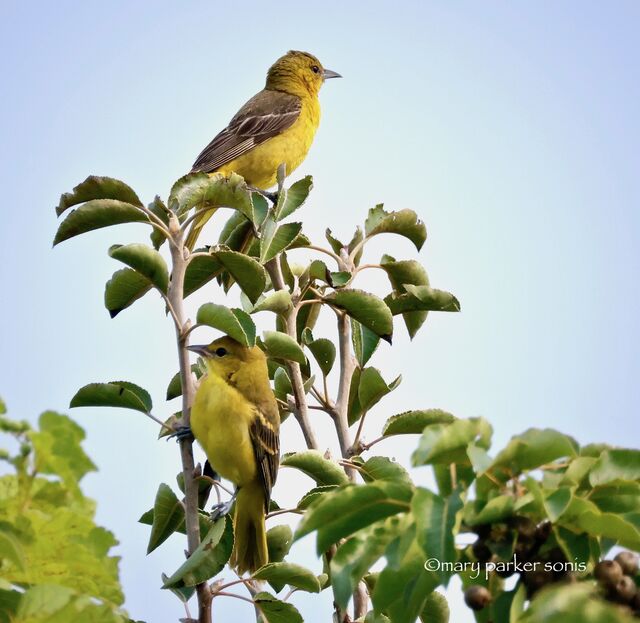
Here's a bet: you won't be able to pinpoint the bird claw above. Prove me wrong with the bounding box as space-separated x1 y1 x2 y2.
263 191 278 204
167 424 193 442
209 500 233 521
247 185 278 205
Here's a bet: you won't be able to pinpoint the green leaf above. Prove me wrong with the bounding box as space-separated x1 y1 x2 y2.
162 518 232 588
184 254 223 297
162 573 196 604
351 319 381 367
356 367 401 420
296 485 340 509
253 592 303 623
561 496 640 550
382 410 455 436
364 205 427 251
104 268 152 318
519 582 632 623
261 331 306 364
372 521 439 623
325 228 344 254
252 291 293 315
281 450 349 486
296 291 321 340
327 290 393 343
0 530 25 571
260 220 304 263
554 526 591 568
196 303 256 347
53 199 148 246
420 591 449 623
108 243 169 293
412 418 492 466
560 456 597 487
57 175 143 216
307 338 336 377
380 256 429 291
216 249 267 304
381 255 430 338
275 176 313 221
348 366 363 424
148 196 170 250
490 428 578 475
28 411 96 492
331 517 402 610
413 488 462 585
70 381 152 414
251 192 269 226
253 562 320 593
469 494 515 525
355 456 413 486
267 525 293 563
169 172 253 219
273 367 293 402
384 286 460 316
589 449 640 486
147 484 184 554
166 365 202 400
544 487 573 522
295 481 413 554
348 227 364 266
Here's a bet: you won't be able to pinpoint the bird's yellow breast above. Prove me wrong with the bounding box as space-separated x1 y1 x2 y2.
190 373 258 487
218 96 321 189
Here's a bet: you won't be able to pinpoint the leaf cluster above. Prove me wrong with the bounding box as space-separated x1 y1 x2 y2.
0 400 133 623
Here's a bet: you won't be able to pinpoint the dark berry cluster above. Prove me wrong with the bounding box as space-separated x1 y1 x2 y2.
594 552 640 615
463 513 640 616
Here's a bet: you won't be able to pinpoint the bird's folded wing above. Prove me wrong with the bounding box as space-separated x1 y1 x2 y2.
191 90 302 174
249 409 280 511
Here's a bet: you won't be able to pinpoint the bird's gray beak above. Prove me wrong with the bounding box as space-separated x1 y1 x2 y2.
323 68 342 80
187 344 210 357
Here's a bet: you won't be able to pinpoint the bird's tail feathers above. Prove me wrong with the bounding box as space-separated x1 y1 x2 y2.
231 482 268 574
184 207 218 251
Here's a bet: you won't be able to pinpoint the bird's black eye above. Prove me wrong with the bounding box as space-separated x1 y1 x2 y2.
311 65 320 74
215 347 227 357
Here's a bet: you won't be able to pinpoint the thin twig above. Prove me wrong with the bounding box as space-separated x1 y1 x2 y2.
183 323 205 339
265 258 318 450
361 435 385 451
303 244 343 266
159 291 182 328
351 409 369 454
180 207 215 231
296 298 325 308
213 591 259 607
136 204 172 238
210 478 235 498
348 238 368 264
214 577 255 592
141 411 173 433
266 507 304 519
282 587 298 602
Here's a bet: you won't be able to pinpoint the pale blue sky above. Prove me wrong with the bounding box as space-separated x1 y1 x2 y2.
1 2 638 622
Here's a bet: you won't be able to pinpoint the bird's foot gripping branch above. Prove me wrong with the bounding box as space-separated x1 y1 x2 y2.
52 172 640 623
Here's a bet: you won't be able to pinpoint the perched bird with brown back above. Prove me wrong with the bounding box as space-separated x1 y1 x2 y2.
185 50 341 250
187 336 280 574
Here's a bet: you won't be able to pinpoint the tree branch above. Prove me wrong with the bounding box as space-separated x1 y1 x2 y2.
167 214 212 623
265 258 318 450
334 312 357 477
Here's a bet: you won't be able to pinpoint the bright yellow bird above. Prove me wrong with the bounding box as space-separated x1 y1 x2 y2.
185 50 341 250
187 336 280 574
